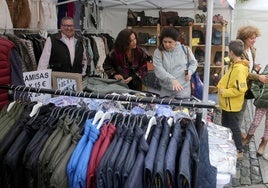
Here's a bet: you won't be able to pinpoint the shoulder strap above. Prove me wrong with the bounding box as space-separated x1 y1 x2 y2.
182 45 190 68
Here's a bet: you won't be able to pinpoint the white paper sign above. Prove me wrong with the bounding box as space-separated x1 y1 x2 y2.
56 77 78 91
23 69 52 102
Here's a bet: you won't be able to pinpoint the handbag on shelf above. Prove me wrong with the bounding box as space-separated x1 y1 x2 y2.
127 9 145 26
177 17 194 26
145 16 159 26
192 30 205 45
212 28 229 45
159 10 178 26
213 51 229 66
137 32 150 44
194 47 205 64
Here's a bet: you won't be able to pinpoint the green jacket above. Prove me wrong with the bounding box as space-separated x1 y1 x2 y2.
251 65 268 108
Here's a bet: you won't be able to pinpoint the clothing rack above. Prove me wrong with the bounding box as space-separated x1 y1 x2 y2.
56 0 93 6
0 84 215 109
56 0 79 6
0 84 212 188
0 84 206 137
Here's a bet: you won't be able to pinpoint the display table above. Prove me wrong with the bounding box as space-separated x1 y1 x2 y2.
207 122 237 188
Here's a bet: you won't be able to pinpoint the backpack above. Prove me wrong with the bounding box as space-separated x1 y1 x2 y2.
194 47 205 64
211 28 229 45
192 30 205 44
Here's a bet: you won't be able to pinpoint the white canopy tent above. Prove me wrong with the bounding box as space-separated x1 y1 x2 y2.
98 0 235 10
98 0 234 38
231 0 268 70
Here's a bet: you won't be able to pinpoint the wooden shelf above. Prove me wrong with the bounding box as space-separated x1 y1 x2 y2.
140 44 157 47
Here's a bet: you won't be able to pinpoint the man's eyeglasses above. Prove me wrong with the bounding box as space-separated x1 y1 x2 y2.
61 24 74 28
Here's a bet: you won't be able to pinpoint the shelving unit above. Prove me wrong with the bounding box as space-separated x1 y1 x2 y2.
127 25 160 55
128 22 228 93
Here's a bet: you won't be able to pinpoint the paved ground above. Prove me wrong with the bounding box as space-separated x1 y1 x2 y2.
223 101 268 188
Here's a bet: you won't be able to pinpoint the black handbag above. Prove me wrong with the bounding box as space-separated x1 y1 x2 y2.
194 47 205 64
245 88 255 99
177 17 194 26
127 9 145 26
213 51 229 65
137 32 150 44
145 16 159 26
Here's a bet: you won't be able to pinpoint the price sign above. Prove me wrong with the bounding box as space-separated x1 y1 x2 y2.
52 71 82 91
23 69 52 102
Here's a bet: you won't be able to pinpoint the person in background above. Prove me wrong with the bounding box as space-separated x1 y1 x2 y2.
236 25 268 140
38 16 88 76
153 26 197 98
242 65 268 156
236 25 268 82
103 28 148 91
217 39 249 159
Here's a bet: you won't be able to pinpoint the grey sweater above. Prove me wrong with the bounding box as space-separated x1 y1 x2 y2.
153 42 197 97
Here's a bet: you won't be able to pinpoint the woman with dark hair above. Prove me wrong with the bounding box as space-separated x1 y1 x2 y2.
153 27 197 98
103 28 148 91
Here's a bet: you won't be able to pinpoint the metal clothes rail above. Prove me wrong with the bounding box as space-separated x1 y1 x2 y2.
0 84 216 109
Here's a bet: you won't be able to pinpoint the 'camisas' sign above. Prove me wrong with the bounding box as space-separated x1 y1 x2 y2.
23 69 52 102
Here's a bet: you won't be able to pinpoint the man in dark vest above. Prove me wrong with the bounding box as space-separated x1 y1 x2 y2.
38 16 88 75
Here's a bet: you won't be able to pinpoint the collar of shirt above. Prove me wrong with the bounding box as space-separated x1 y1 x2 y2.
61 33 74 40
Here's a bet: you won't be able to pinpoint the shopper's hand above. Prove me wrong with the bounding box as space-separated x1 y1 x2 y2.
218 88 224 95
259 75 268 84
172 80 183 91
114 74 124 81
124 77 133 84
185 72 191 81
254 64 262 73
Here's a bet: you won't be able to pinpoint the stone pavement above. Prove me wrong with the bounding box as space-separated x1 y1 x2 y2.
223 101 268 188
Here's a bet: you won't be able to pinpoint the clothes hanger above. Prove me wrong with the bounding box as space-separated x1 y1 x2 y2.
68 107 80 122
145 116 157 141
96 111 112 129
139 114 148 129
77 109 91 127
7 86 20 112
126 114 134 128
167 116 174 127
107 112 118 125
7 101 16 112
109 113 124 126
120 114 129 127
29 101 43 117
72 108 84 123
43 106 61 124
131 114 141 130
92 110 104 125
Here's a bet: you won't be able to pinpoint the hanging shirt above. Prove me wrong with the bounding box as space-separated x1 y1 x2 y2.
62 35 75 66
